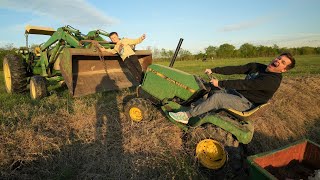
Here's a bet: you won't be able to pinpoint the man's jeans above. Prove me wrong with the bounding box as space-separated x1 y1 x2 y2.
188 89 253 117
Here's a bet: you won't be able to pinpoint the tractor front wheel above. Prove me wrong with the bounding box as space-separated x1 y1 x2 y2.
3 54 27 93
186 124 243 178
30 76 47 100
124 98 156 122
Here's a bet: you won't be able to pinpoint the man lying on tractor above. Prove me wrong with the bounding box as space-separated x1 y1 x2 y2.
169 52 296 124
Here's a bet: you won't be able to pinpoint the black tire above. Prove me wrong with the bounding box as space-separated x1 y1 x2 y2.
185 124 243 179
124 98 156 122
30 76 47 100
3 54 27 93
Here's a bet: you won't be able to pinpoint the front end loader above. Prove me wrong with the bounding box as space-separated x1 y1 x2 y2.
3 25 152 99
124 59 268 177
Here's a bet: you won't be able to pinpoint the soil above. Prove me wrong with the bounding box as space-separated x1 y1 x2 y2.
265 160 317 180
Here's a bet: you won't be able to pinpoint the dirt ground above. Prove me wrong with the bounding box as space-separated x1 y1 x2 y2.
1 76 320 179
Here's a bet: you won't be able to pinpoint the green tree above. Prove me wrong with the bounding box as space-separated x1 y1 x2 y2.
167 50 174 59
279 47 290 54
0 44 17 70
300 46 315 55
160 48 168 58
316 47 320 54
256 45 268 57
151 47 161 59
272 44 280 55
216 43 235 58
205 46 218 59
239 43 256 58
290 47 299 56
178 49 192 60
194 52 207 61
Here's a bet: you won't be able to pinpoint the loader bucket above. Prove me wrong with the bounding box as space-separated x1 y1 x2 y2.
58 48 152 97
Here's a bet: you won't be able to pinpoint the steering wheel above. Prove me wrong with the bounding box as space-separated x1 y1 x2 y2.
206 73 223 90
206 72 219 81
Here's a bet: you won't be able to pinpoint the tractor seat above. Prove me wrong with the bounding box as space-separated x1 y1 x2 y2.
224 103 269 121
34 46 41 56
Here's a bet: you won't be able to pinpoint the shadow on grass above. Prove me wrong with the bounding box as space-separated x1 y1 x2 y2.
0 64 186 179
2 77 319 179
2 110 318 179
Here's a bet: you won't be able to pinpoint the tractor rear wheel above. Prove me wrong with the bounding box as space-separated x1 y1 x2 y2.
30 76 47 100
124 98 156 122
3 54 27 93
186 124 243 179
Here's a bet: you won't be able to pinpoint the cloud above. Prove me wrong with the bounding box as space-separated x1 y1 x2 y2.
0 40 14 48
218 15 276 32
266 33 320 47
231 33 320 48
0 0 118 27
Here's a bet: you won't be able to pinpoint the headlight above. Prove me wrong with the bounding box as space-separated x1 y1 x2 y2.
19 50 23 53
24 50 29 54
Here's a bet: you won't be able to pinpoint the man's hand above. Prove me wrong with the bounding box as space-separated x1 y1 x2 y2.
205 69 212 74
118 43 124 55
141 34 146 40
210 79 219 88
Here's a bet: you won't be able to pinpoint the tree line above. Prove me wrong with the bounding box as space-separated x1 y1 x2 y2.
150 43 320 61
0 44 16 70
0 43 319 70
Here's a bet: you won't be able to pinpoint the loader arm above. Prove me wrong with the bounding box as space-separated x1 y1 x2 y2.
86 29 109 40
40 26 83 51
86 30 115 49
31 26 85 76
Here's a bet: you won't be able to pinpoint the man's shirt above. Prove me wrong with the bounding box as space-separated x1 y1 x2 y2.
212 63 282 104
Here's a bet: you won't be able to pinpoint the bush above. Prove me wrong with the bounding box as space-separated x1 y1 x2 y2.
0 48 16 71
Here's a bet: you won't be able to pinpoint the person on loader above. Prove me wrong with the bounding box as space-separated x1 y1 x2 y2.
98 32 146 83
169 52 296 124
107 32 146 60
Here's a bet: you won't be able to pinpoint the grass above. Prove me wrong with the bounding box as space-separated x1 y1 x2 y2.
0 55 320 179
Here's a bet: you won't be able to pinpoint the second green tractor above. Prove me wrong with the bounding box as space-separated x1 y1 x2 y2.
124 63 268 176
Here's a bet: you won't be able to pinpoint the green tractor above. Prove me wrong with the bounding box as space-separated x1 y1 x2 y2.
124 46 268 176
3 25 152 99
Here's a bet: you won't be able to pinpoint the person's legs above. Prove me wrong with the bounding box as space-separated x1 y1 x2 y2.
123 56 143 83
169 90 252 124
189 90 252 117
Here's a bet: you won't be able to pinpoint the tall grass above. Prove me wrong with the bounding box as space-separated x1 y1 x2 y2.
0 55 319 179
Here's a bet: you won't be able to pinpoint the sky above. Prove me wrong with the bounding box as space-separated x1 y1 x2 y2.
0 0 319 53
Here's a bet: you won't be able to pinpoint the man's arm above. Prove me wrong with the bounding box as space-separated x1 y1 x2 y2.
218 75 281 91
122 34 146 46
211 63 259 75
99 46 117 54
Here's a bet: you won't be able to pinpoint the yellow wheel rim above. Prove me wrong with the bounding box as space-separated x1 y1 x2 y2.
196 139 227 170
30 80 36 99
3 62 12 92
129 107 143 122
34 47 41 56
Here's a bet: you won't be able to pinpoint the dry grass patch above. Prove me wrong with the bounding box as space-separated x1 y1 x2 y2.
248 75 320 154
1 76 320 179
